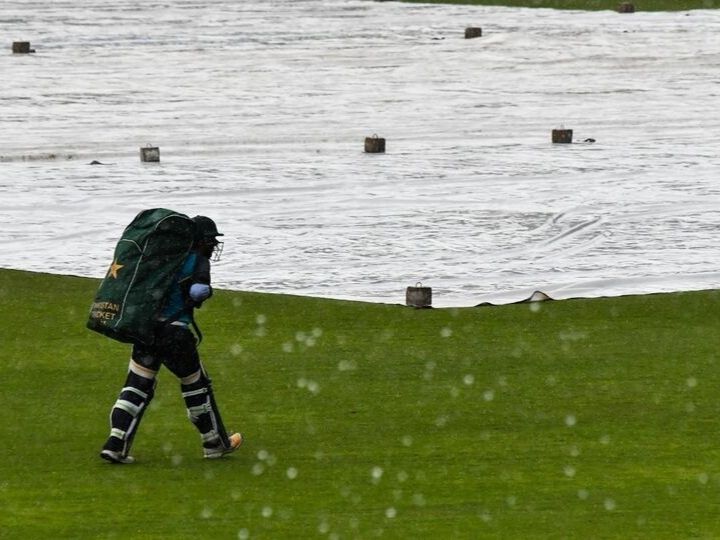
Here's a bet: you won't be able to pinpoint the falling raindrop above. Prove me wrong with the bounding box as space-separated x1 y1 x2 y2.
230 343 243 356
307 380 320 394
312 328 323 338
686 377 698 388
200 507 213 519
371 466 383 483
483 390 494 402
578 489 589 500
261 506 273 518
254 326 267 338
529 303 541 313
599 434 610 445
171 454 183 466
401 435 413 447
604 498 616 511
698 472 709 485
565 414 577 427
441 327 452 338
318 521 330 534
256 314 267 325
287 467 298 480
252 463 265 476
337 359 356 371
237 529 249 540
257 450 269 461
563 465 576 478
397 471 408 482
282 342 294 353
450 386 460 398
385 507 397 519
463 374 475 386
412 493 426 507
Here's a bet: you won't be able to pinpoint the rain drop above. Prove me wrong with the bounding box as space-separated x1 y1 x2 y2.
564 465 576 478
463 374 475 386
256 314 267 325
287 467 298 480
338 359 356 371
578 489 589 500
483 390 494 402
237 529 249 540
686 377 698 388
252 463 265 476
401 435 413 447
200 507 213 519
441 327 452 338
371 466 383 483
230 343 243 356
385 507 397 519
604 498 616 511
261 506 273 518
565 414 577 427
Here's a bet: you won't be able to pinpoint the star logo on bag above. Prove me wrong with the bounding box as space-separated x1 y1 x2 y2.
108 259 124 279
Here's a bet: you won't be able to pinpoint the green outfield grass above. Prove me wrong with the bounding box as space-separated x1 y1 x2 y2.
398 0 719 11
2 268 720 538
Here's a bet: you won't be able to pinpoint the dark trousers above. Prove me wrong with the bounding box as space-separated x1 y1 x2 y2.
103 323 230 457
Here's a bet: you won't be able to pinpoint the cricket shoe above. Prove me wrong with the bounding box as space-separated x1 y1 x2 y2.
204 432 243 459
100 449 135 464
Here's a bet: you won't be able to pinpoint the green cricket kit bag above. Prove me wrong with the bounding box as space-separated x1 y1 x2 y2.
87 208 195 345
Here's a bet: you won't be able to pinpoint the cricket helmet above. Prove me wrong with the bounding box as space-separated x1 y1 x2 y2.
192 215 224 261
192 215 223 241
